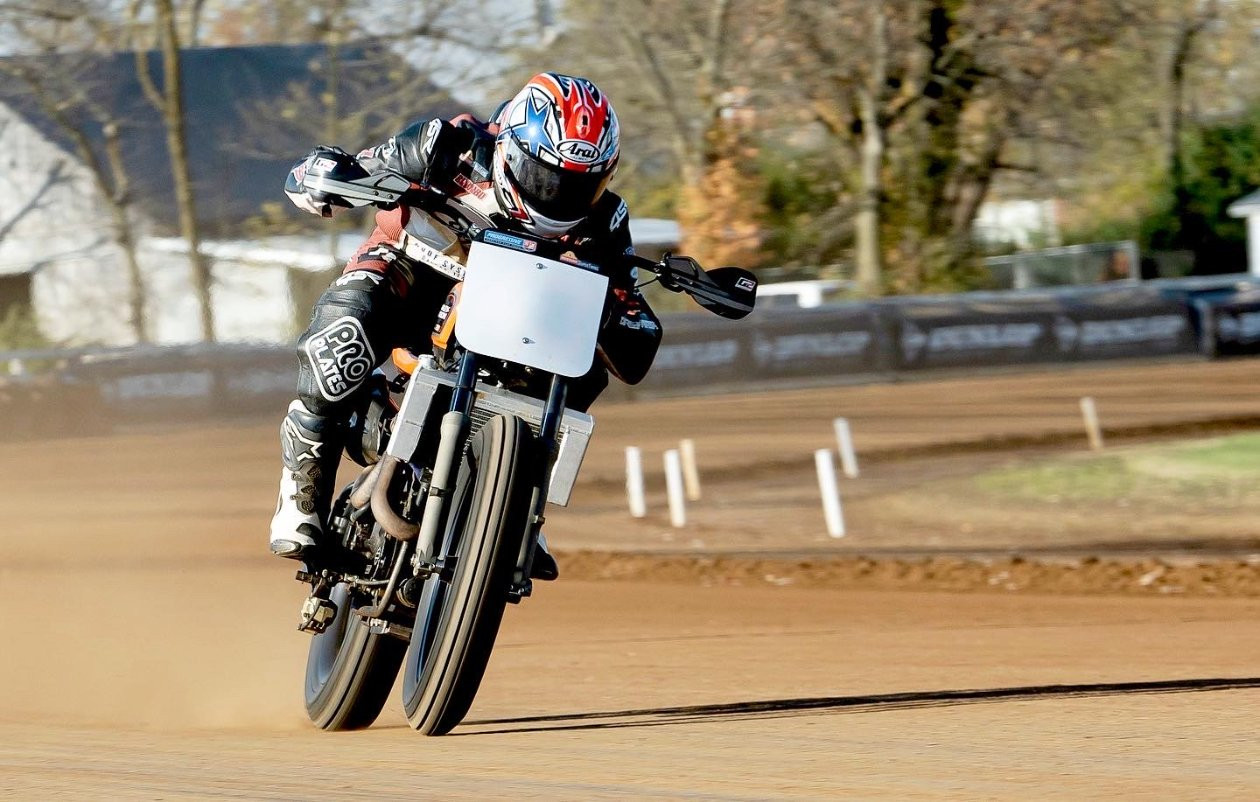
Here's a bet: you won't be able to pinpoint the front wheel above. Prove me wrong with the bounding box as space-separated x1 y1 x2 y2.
400 414 537 735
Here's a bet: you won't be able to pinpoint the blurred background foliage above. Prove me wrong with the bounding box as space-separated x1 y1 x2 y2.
517 0 1260 293
3 0 1260 303
0 305 46 351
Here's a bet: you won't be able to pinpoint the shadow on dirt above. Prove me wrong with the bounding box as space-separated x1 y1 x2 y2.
457 677 1260 735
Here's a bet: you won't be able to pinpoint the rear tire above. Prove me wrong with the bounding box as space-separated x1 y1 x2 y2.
303 581 407 730
302 487 408 731
400 414 536 735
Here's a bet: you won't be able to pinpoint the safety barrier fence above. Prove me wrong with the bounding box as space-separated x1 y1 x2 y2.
2 275 1257 436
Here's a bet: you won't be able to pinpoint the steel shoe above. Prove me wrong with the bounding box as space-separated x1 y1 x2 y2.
530 533 559 581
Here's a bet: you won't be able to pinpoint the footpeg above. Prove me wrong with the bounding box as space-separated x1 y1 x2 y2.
298 595 338 633
507 578 533 603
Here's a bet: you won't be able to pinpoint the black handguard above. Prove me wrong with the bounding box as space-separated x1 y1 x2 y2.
301 145 412 210
286 146 366 215
639 251 758 319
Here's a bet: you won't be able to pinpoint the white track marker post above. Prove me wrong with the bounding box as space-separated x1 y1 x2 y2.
625 446 647 518
832 417 859 479
679 438 702 501
814 448 846 538
1080 396 1104 451
664 449 687 528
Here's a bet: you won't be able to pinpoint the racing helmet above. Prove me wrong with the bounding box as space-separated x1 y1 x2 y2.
492 72 620 238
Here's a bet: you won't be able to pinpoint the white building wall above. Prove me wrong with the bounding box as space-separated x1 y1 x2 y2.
136 245 309 345
0 103 324 347
214 262 300 343
974 199 1061 250
29 247 139 345
0 103 146 345
1248 214 1260 277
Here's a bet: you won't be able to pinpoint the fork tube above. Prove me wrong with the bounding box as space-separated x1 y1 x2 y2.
412 353 478 564
450 352 479 414
538 373 568 461
516 374 567 584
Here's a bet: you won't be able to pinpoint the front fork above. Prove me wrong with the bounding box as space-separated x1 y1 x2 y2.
511 374 567 595
298 358 565 630
407 357 563 579
410 354 480 568
414 357 566 601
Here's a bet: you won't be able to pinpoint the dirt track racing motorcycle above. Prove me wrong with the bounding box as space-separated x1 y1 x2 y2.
290 155 758 734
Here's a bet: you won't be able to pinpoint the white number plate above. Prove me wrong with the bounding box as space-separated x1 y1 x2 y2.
454 239 609 377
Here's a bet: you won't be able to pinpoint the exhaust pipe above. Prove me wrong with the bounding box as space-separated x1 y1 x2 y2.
348 462 381 510
369 456 420 540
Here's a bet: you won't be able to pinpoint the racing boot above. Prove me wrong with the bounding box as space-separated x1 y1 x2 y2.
269 400 344 560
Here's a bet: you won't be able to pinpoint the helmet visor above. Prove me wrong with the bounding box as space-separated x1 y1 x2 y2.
502 134 613 223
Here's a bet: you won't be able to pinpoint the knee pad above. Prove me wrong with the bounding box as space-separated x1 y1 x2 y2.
296 273 399 417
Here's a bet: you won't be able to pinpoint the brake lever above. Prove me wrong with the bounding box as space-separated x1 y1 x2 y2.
626 253 684 292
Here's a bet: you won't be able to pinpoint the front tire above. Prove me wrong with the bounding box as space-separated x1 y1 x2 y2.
400 414 537 735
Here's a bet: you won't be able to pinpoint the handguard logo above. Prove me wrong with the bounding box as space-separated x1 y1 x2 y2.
335 270 384 288
305 317 375 402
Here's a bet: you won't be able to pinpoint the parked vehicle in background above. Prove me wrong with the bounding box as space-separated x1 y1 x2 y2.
754 279 849 309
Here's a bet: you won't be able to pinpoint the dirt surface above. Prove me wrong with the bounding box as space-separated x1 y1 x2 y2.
560 551 1260 597
3 579 1260 798
4 357 1260 797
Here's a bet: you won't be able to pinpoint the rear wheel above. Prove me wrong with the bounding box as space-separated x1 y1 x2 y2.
303 581 407 730
303 488 409 731
400 414 537 735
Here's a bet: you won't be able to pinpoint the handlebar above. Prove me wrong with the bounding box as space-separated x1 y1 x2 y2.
631 253 758 320
303 158 758 319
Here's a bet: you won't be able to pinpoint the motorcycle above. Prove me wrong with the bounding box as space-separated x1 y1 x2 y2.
290 152 757 734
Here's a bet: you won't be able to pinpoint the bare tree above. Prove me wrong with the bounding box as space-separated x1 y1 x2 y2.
1162 0 1220 224
0 3 152 341
205 0 506 271
0 117 69 245
771 0 910 291
129 0 214 341
763 0 1143 290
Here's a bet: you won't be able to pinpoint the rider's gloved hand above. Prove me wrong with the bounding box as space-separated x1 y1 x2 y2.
284 147 359 218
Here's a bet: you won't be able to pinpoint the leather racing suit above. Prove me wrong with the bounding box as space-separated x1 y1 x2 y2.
269 112 662 561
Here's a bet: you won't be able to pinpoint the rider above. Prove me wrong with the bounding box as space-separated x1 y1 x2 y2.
269 72 663 572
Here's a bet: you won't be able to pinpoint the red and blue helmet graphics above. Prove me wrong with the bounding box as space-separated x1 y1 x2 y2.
492 72 620 238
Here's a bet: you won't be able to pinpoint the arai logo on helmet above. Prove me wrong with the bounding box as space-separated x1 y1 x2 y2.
558 140 601 164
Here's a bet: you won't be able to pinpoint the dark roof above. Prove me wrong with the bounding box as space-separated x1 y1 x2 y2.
0 43 458 235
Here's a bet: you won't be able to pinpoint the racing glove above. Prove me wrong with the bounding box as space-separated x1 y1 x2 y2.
284 146 360 218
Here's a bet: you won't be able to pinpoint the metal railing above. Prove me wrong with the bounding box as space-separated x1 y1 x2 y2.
983 241 1140 290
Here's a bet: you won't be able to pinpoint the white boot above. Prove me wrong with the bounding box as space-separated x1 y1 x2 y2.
269 467 323 557
269 400 341 559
